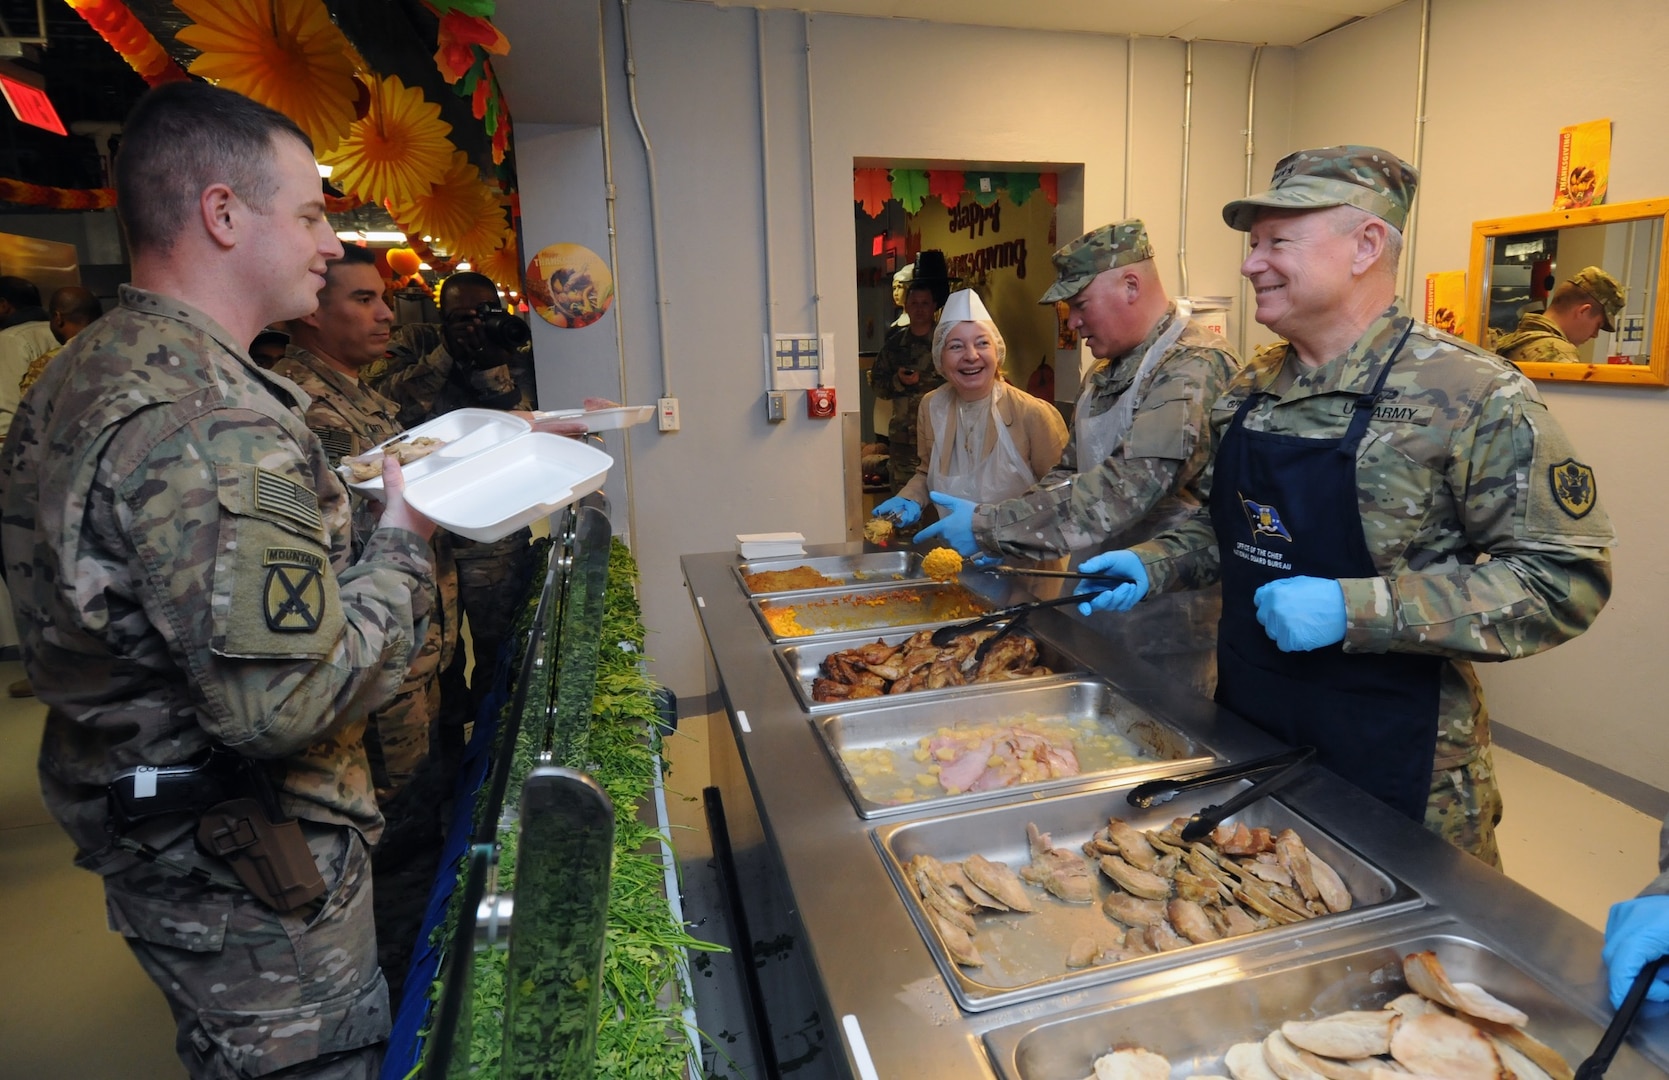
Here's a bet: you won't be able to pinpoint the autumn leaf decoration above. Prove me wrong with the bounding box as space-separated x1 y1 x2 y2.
854 168 891 218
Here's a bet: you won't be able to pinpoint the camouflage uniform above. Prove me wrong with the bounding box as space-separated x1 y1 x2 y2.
272 343 468 1000
1133 304 1615 865
17 340 60 395
368 322 535 685
870 324 944 493
1495 311 1580 364
1650 815 1669 896
972 304 1238 559
0 286 435 1077
270 344 462 795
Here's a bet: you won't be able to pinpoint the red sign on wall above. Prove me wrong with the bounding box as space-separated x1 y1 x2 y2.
0 74 66 136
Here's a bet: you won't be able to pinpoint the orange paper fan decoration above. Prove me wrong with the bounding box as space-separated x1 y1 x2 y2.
320 74 455 207
176 0 359 154
388 151 507 265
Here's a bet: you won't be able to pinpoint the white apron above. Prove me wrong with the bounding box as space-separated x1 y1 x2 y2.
926 381 1038 517
1072 299 1193 470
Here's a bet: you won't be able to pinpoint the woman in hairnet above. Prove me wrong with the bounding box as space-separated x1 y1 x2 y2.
873 289 1067 529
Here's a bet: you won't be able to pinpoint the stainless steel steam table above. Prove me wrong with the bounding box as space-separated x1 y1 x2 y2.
682 543 1669 1080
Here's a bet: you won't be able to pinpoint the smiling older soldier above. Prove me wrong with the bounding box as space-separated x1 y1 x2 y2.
1076 146 1614 866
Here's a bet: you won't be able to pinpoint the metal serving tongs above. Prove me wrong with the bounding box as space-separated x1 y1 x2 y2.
927 589 1116 648
978 565 1137 585
1573 955 1668 1080
1126 746 1317 843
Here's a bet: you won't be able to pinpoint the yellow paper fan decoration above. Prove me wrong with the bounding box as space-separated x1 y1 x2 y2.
175 0 359 154
476 236 524 295
320 74 455 207
388 151 507 266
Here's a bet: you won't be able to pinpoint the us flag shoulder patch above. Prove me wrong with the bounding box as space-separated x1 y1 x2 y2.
312 427 353 466
254 467 322 533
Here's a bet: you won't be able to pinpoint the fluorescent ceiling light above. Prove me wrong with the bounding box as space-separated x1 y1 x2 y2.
361 231 407 243
316 162 333 178
418 262 431 270
455 261 471 270
334 230 362 241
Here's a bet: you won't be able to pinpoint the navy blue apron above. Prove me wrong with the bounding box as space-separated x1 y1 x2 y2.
1207 326 1442 822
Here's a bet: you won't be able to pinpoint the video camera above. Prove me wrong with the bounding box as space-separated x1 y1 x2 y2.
475 302 532 351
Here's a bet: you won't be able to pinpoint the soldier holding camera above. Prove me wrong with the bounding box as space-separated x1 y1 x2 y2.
369 271 539 707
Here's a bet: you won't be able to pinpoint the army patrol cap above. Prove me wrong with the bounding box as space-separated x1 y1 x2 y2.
1568 265 1625 332
1038 220 1155 304
1222 145 1419 232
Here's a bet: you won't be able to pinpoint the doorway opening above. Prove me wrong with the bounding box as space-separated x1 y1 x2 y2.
850 160 1084 531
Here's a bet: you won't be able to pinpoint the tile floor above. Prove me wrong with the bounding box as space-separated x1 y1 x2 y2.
0 671 1659 1079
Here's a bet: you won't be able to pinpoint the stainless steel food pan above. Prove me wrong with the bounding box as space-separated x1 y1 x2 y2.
751 581 995 642
822 677 1212 820
873 785 1418 1011
734 551 925 595
775 625 1086 714
984 931 1659 1080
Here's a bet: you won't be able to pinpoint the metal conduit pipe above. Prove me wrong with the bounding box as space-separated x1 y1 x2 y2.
1401 0 1432 308
1177 40 1194 297
1238 44 1263 361
1124 35 1135 220
620 0 674 397
757 9 777 348
597 0 638 545
803 13 823 349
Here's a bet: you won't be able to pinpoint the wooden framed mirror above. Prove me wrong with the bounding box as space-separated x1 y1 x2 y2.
1466 197 1669 385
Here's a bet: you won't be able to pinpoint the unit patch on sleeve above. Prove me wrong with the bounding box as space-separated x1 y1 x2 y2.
263 547 326 631
1548 458 1597 519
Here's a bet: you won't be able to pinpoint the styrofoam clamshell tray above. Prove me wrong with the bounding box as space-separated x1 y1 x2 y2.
775 624 1087 714
821 676 1212 818
735 551 926 595
338 407 611 543
873 782 1419 1011
983 931 1662 1080
531 404 655 431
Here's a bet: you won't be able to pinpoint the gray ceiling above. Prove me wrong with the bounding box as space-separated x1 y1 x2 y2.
688 0 1408 47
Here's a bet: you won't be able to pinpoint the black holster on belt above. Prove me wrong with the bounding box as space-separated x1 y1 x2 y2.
107 749 328 914
196 797 327 914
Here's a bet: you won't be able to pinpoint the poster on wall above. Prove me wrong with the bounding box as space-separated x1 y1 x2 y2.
525 242 615 328
1552 119 1610 210
1424 270 1466 338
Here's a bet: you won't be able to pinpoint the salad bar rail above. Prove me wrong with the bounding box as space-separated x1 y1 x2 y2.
682 542 1669 1080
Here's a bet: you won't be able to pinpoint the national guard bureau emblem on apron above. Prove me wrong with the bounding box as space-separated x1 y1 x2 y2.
263 546 327 631
1549 458 1597 519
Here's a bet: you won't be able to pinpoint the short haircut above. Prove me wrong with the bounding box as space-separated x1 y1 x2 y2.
115 81 313 256
1330 204 1404 272
0 276 40 308
320 244 379 291
905 281 937 303
49 288 103 326
439 271 499 313
1548 280 1596 314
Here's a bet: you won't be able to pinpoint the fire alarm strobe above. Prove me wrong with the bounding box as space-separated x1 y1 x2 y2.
807 387 836 419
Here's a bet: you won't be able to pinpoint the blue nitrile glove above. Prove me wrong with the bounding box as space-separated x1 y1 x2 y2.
915 492 978 555
1074 550 1149 615
1602 894 1669 1008
872 496 922 527
1253 576 1347 652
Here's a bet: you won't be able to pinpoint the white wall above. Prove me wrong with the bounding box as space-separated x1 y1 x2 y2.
1292 0 1669 790
521 2 1295 700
